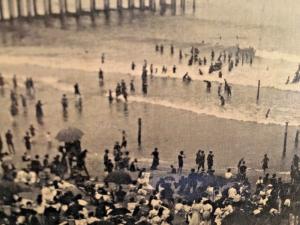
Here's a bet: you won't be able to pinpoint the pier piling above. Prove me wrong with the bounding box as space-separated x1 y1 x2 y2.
295 130 299 149
117 0 123 11
128 0 134 10
138 118 142 146
256 80 260 103
283 122 289 157
90 0 95 22
48 0 53 15
0 0 3 21
17 0 22 18
75 0 82 17
171 0 176 15
140 0 145 10
8 0 14 20
33 0 38 16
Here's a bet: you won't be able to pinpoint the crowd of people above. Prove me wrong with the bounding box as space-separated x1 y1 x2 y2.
0 131 300 225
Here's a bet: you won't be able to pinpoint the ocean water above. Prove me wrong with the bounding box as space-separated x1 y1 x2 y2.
0 0 300 173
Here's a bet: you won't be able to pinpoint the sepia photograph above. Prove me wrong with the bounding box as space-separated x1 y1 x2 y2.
0 0 300 224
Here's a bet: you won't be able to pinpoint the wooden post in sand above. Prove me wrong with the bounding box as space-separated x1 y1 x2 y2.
283 122 289 157
295 130 299 149
256 80 260 103
138 118 142 146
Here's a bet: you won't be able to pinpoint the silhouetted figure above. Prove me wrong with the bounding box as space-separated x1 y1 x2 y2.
151 148 159 170
207 151 214 171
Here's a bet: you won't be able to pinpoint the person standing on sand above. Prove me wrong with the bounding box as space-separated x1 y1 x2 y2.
98 69 104 86
151 148 159 170
23 132 31 151
12 74 17 89
101 53 105 64
5 130 15 154
20 94 27 109
121 130 127 149
130 80 135 93
108 90 113 103
74 83 80 96
220 95 225 106
207 151 214 171
35 100 44 119
262 154 269 174
61 94 68 112
0 73 4 90
178 151 185 174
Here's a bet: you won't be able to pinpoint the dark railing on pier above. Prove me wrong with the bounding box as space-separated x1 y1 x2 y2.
0 0 196 23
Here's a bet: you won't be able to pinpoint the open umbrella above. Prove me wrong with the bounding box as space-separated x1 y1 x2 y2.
55 127 84 143
104 171 132 185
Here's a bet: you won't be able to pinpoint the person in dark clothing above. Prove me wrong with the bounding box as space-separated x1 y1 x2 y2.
108 89 113 103
262 154 269 173
187 169 198 193
24 132 31 151
204 80 211 93
61 94 68 112
43 154 49 168
29 124 35 137
106 159 114 173
129 159 138 172
196 150 205 172
31 155 42 175
0 135 3 156
74 83 80 95
115 186 126 202
239 161 247 179
178 151 185 174
121 130 127 149
151 148 159 170
98 69 104 86
35 100 44 119
5 130 15 154
207 151 214 171
130 80 135 92
170 165 176 174
103 149 109 170
220 95 225 106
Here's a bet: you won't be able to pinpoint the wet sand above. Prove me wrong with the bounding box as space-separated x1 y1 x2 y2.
0 62 298 180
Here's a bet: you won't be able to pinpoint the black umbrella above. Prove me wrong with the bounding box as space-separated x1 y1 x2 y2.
55 127 84 143
104 171 132 185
